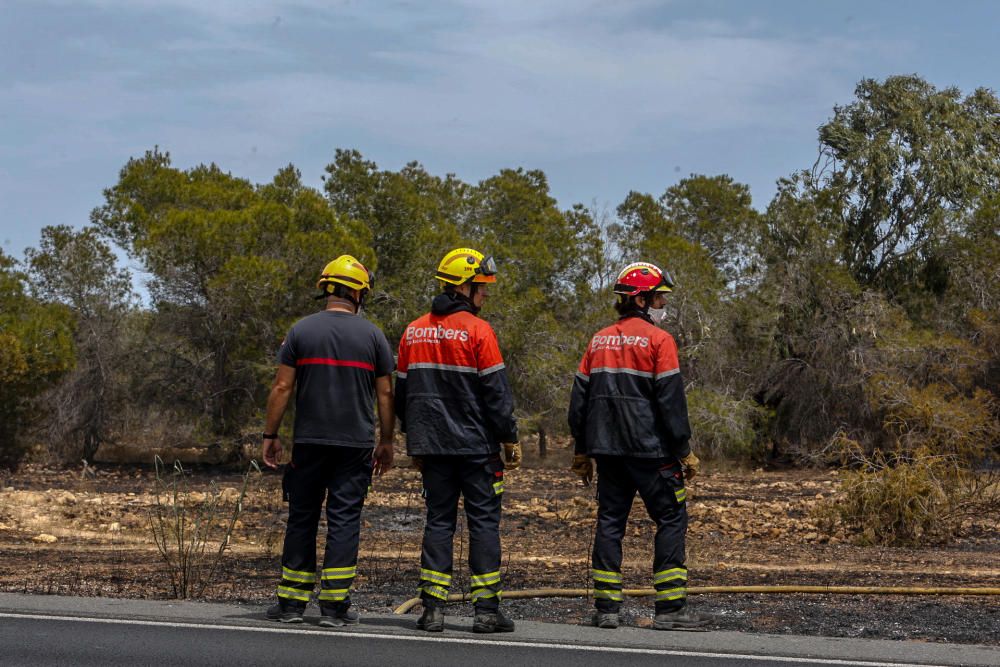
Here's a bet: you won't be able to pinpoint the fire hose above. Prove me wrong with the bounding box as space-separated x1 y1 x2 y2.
392 585 1000 614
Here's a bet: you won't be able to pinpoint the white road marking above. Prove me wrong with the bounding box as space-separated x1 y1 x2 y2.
0 612 946 667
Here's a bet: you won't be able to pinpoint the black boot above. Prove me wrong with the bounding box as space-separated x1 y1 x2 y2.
265 600 305 624
472 609 515 633
319 604 360 628
416 605 445 632
592 610 619 629
653 606 711 631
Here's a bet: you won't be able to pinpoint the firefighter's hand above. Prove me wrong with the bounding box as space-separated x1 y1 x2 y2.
571 454 593 486
262 436 283 470
373 441 394 476
503 443 522 470
410 456 424 472
680 452 700 481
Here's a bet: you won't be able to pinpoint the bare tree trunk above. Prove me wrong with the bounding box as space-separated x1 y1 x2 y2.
82 429 101 463
538 427 547 459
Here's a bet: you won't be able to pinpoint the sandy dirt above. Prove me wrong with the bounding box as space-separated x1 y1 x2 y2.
1 449 997 645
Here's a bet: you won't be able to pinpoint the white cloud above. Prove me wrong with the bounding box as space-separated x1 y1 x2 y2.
48 0 336 24
1 0 897 221
179 5 870 161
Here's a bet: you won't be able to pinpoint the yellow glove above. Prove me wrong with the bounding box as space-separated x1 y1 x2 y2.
503 443 522 470
571 454 594 486
680 452 700 480
411 456 423 472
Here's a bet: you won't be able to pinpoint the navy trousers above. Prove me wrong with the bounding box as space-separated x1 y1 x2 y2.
592 456 689 613
276 444 372 610
417 454 505 612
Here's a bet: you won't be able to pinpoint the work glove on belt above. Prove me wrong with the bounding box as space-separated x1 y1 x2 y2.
680 452 700 480
571 454 594 486
503 443 522 470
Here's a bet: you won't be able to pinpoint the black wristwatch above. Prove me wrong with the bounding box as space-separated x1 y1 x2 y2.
262 432 278 440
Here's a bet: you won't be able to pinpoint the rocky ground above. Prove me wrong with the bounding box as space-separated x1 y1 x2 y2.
1 449 997 644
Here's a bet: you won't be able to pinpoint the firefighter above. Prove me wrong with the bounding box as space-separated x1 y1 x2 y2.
396 247 521 634
568 262 708 631
261 255 396 627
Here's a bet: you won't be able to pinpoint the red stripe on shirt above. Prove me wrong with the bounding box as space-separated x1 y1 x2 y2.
296 358 375 371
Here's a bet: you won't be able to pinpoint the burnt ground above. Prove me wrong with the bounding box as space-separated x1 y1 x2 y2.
1 448 998 645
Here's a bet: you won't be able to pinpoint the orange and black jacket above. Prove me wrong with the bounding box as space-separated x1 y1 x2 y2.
568 313 691 459
396 293 517 456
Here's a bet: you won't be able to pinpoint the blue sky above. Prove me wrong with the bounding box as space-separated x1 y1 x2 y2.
3 0 1000 258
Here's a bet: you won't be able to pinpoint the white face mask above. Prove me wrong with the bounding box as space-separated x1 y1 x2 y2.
647 307 667 324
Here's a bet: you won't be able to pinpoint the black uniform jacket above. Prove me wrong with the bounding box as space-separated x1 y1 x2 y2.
396 293 517 456
568 313 691 459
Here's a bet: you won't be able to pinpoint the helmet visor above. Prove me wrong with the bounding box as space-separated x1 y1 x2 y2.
656 269 675 291
477 255 497 277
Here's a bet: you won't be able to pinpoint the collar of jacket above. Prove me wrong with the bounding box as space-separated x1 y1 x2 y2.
618 309 655 325
431 291 479 316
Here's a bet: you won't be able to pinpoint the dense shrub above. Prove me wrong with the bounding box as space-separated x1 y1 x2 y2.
818 445 1000 546
687 388 772 461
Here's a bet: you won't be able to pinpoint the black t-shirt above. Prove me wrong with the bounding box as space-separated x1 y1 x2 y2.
277 310 395 448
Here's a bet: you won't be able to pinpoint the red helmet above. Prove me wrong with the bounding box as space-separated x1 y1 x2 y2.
613 262 674 296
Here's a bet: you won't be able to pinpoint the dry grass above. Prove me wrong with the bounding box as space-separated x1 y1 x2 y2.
147 457 260 598
816 448 1000 546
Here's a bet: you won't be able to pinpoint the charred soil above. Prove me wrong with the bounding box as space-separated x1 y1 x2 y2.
1 452 998 645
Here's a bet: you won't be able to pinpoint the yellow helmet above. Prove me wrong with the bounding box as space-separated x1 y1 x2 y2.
317 255 372 294
435 248 497 286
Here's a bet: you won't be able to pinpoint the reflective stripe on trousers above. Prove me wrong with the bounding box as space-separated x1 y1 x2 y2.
591 455 688 613
418 454 504 611
277 444 371 608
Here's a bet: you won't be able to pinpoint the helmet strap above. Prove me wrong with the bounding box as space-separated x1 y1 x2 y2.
325 284 364 313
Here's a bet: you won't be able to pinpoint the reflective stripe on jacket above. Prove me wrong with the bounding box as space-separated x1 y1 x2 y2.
568 313 691 459
396 293 517 456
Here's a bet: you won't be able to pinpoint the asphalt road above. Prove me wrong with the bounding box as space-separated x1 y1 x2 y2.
1 594 997 667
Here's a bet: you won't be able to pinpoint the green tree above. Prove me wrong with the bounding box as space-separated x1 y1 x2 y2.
609 186 728 386
661 175 763 286
815 75 1000 291
612 191 674 259
746 170 886 458
933 194 1000 331
751 77 1000 462
323 149 463 339
24 225 136 462
92 150 372 442
464 170 605 450
326 152 610 450
0 250 76 469
612 175 763 290
608 184 771 460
